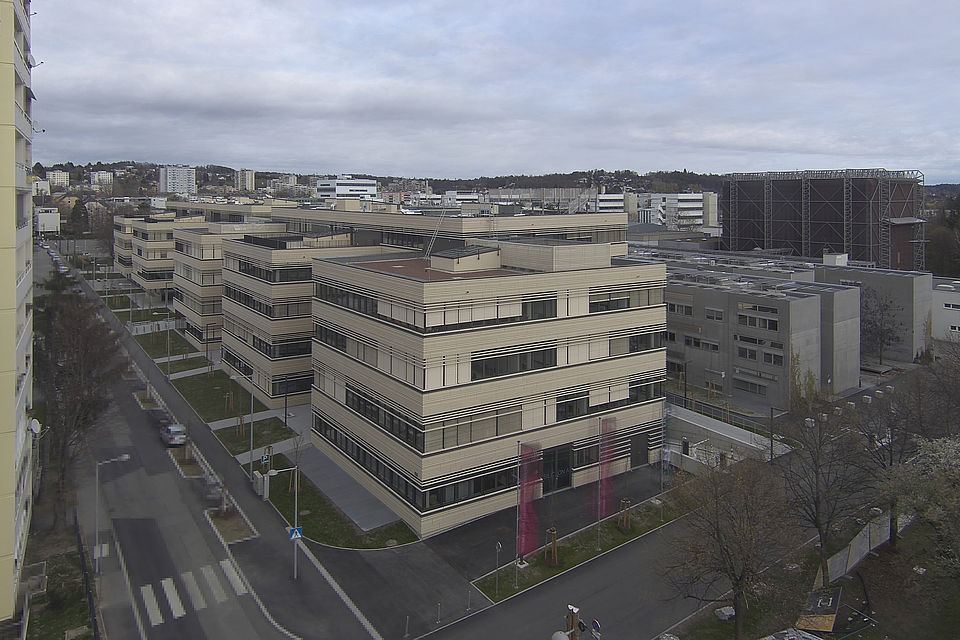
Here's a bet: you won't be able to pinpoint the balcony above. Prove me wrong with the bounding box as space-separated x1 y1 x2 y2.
16 163 29 191
15 104 30 138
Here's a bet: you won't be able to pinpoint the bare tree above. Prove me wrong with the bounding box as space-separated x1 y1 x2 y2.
664 459 796 640
778 410 868 587
34 287 123 525
860 285 904 365
846 384 921 548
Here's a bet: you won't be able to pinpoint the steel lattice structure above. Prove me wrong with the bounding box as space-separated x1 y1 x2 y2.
720 169 924 269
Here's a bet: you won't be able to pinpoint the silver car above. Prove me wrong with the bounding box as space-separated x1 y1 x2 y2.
160 423 188 446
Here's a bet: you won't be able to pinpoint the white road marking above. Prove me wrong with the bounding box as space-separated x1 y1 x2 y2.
219 558 248 596
299 542 383 640
181 571 207 611
161 578 186 619
202 565 228 604
140 584 164 627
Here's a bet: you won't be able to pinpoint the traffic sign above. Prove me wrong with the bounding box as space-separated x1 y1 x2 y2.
261 454 270 465
289 527 303 540
592 619 601 639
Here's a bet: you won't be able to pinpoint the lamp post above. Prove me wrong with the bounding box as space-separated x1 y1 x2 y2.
268 465 300 580
95 453 130 574
231 372 255 479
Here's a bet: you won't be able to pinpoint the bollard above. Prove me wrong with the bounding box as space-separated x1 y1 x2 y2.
467 587 471 610
403 615 410 638
436 601 441 624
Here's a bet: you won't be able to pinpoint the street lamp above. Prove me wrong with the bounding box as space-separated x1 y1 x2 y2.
268 465 300 580
231 372 255 479
95 453 130 574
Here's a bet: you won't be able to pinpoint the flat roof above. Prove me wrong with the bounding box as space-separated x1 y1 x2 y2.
432 246 499 259
350 257 517 281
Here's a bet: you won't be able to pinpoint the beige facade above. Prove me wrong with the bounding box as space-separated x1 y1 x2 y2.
113 215 138 275
173 222 286 352
0 0 34 621
271 202 627 250
311 241 666 537
130 213 205 297
220 233 389 409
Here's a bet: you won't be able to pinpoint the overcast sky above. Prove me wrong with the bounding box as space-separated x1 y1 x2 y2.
31 0 960 183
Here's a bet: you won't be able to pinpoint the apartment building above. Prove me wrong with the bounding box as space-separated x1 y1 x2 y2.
89 170 113 189
220 234 387 409
310 240 666 536
158 164 197 195
235 168 255 192
0 0 35 621
46 169 69 190
172 222 286 351
130 213 205 298
316 175 378 200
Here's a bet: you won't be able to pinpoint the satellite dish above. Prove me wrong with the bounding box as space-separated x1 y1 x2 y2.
28 419 41 436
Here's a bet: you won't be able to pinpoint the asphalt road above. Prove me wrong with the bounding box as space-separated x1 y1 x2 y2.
424 518 706 640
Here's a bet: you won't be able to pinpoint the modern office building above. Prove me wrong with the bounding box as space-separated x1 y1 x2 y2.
638 193 718 230
172 222 287 352
660 266 859 407
270 200 628 252
235 168 255 192
130 213 205 298
720 169 924 270
0 0 35 622
220 234 387 409
316 175 378 200
310 240 666 536
158 164 197 195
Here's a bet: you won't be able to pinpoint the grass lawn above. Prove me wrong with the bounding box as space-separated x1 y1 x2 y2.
136 330 197 359
127 307 174 323
268 454 417 549
164 356 212 375
26 552 92 640
103 295 131 310
674 521 960 640
475 497 685 602
214 417 298 455
172 370 267 422
847 521 960 639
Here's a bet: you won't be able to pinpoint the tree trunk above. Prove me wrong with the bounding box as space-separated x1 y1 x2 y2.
733 590 746 640
818 528 831 587
889 498 898 548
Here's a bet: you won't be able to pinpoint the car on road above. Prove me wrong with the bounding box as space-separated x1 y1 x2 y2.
160 423 188 446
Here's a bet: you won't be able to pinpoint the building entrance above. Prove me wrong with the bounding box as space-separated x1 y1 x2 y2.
542 444 572 493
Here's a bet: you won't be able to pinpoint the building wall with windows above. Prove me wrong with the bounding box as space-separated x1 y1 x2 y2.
173 222 287 351
130 214 206 296
235 168 255 192
316 175 378 200
0 0 35 621
220 234 388 409
158 164 197 195
310 240 666 537
46 169 68 189
932 278 960 342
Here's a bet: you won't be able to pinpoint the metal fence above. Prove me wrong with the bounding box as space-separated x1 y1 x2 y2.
74 512 101 640
666 392 770 434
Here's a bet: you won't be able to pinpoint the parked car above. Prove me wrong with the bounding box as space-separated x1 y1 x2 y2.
160 423 188 446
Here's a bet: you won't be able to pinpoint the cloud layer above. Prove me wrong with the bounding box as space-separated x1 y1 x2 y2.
30 0 960 182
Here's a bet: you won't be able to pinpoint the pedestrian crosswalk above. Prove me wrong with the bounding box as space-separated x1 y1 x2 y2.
137 558 249 627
